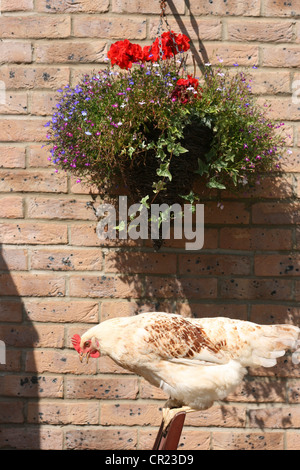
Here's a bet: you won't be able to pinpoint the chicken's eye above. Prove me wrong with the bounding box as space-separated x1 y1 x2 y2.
84 341 90 348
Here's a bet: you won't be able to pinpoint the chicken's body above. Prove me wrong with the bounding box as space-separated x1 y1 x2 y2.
77 312 300 415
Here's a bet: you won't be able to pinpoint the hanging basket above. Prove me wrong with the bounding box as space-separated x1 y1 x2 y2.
45 23 287 251
120 122 214 207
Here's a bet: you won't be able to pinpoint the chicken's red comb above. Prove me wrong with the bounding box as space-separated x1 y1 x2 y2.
71 334 82 353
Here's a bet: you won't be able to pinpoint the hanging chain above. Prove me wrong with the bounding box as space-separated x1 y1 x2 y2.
159 0 167 17
157 0 181 61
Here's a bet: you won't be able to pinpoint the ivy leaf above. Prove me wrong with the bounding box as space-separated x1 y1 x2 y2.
152 180 167 193
156 162 172 181
114 220 126 232
180 190 199 204
207 178 226 190
194 158 208 176
140 195 150 209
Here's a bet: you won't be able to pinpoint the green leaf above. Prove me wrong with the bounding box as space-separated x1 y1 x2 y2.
157 162 172 181
194 158 208 176
140 195 150 209
114 220 126 232
180 190 199 204
207 178 227 190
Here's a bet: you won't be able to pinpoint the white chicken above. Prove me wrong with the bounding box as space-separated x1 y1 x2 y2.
72 312 300 430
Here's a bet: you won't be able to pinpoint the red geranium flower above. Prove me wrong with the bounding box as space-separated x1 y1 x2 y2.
107 31 191 69
107 39 143 70
171 75 201 104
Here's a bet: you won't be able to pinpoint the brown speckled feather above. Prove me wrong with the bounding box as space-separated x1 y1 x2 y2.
142 314 227 361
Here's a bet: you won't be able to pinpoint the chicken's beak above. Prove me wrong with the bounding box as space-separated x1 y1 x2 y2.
86 351 90 364
79 352 83 363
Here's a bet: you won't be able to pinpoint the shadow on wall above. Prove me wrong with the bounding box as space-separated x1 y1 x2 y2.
167 0 210 71
0 244 39 449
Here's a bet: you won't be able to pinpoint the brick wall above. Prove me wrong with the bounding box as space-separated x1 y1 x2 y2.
0 0 300 450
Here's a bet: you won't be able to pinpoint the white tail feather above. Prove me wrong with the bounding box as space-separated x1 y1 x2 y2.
249 324 300 368
292 340 300 364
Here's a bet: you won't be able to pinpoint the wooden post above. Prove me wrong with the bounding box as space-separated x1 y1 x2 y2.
152 411 186 450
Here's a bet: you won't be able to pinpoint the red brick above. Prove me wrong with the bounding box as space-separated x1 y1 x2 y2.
0 375 63 398
149 18 222 41
184 404 246 427
0 41 32 64
0 92 28 115
30 247 103 271
287 379 300 403
69 274 143 298
35 41 107 64
250 70 290 95
112 0 185 14
286 432 300 450
204 201 250 225
98 355 131 375
227 19 294 42
73 16 146 39
100 299 174 321
65 428 137 450
226 377 286 403
1 0 33 11
179 254 251 276
256 96 300 121
100 402 161 426
0 222 67 244
0 66 70 90
24 299 99 323
27 401 99 425
27 144 52 167
255 254 300 276
105 251 177 274
279 150 300 172
140 378 168 400
183 0 260 16
243 175 294 199
30 91 58 116
69 223 142 247
0 196 24 218
263 0 299 17
251 304 300 325
144 276 217 299
249 407 300 428
212 431 284 450
220 278 292 300
220 227 293 251
0 427 63 450
0 247 27 270
66 376 138 399
0 273 65 296
176 302 248 320
295 281 300 301
261 46 300 67
0 146 26 168
25 349 98 374
0 300 23 322
2 324 64 348
27 197 98 220
0 402 24 423
199 43 259 66
36 0 110 13
0 16 71 39
0 118 46 142
252 202 300 224
0 350 22 372
0 170 67 193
